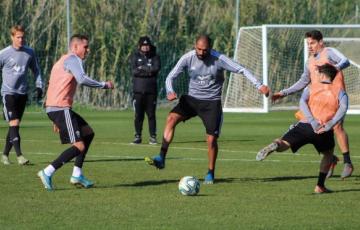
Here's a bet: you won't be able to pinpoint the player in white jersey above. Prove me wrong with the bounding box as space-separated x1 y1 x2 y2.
145 35 270 184
0 25 43 165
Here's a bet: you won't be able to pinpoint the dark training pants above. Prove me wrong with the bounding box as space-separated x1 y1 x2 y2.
133 93 157 137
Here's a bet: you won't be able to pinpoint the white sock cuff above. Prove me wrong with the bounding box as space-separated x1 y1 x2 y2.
72 166 82 177
44 165 56 177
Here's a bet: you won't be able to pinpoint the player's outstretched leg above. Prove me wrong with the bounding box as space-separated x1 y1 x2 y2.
256 142 278 161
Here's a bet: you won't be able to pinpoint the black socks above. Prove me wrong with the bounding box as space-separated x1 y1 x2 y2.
51 146 82 170
74 133 94 168
317 172 327 187
160 137 170 158
9 126 22 157
343 152 352 164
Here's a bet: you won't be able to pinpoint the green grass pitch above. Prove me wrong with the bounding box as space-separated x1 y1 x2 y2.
0 107 359 229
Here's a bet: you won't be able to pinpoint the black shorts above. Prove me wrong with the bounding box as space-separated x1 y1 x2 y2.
282 122 335 154
171 95 223 137
2 94 28 121
47 109 88 144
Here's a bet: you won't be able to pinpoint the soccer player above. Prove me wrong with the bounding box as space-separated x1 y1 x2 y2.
271 30 353 179
257 64 348 194
130 36 161 145
145 34 270 184
37 34 114 191
0 25 43 165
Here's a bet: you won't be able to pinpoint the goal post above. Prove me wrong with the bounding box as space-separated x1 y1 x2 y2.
223 24 360 113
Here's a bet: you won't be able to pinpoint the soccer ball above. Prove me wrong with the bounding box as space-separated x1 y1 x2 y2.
178 176 200 196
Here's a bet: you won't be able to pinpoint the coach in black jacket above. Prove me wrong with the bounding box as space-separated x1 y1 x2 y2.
130 36 161 144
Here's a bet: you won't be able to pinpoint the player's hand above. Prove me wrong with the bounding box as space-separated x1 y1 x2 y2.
310 120 321 132
315 127 326 134
259 85 270 97
271 92 284 103
104 81 114 89
53 123 60 133
167 92 177 101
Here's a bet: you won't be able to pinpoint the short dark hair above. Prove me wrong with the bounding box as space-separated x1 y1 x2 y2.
305 30 323 41
196 34 212 48
70 34 89 43
317 64 338 81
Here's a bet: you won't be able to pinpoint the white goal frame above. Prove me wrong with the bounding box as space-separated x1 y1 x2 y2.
223 24 360 113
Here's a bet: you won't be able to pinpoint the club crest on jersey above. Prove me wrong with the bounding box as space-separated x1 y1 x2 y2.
9 58 25 73
196 74 214 86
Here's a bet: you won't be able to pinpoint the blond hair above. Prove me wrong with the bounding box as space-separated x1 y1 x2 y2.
10 25 25 36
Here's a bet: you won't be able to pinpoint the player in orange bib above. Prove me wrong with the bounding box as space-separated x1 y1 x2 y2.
272 30 353 179
257 64 348 193
37 34 114 191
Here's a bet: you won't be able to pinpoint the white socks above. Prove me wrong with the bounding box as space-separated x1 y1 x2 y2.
72 166 82 177
43 165 82 177
44 165 55 177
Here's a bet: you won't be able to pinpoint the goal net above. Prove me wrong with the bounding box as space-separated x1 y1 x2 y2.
223 24 360 113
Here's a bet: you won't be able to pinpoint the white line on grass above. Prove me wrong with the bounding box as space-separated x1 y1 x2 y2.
27 151 345 164
5 139 360 162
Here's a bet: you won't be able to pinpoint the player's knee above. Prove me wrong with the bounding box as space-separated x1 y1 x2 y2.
322 151 334 164
9 119 20 126
135 112 145 119
166 114 180 126
206 135 217 145
274 139 289 152
73 141 86 153
147 112 156 120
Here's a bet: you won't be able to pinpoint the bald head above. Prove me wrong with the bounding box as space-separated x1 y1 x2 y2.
195 35 212 60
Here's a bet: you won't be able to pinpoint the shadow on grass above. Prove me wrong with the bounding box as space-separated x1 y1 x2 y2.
333 188 360 193
213 175 318 184
217 175 360 183
118 179 179 187
100 176 321 188
85 158 144 163
39 157 149 164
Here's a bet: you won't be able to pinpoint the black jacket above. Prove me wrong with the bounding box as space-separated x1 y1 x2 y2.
130 45 161 94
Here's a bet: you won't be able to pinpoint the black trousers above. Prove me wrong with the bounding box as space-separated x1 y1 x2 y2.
133 93 157 136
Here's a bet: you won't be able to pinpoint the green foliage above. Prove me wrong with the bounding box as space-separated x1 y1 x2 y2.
0 0 359 107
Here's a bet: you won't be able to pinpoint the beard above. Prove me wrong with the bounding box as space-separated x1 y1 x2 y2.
196 53 209 60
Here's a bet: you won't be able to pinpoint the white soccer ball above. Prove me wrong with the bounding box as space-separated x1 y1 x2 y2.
178 176 200 196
